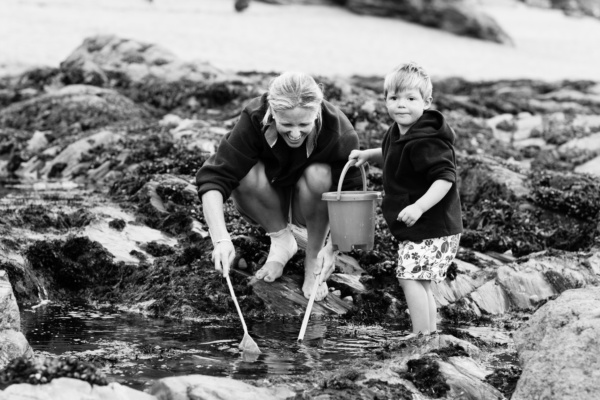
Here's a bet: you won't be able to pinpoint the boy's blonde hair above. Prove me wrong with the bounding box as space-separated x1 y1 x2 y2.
262 71 323 126
383 62 433 100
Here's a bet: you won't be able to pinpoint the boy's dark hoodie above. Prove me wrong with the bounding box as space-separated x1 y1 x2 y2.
381 109 463 242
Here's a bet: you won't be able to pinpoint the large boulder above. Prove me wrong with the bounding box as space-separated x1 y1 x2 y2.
512 287 600 399
342 0 513 44
60 34 224 85
59 35 252 111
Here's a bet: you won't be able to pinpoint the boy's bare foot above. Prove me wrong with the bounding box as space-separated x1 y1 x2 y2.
255 261 285 282
302 258 328 301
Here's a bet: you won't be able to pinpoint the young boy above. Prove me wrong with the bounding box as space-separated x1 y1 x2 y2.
349 62 463 335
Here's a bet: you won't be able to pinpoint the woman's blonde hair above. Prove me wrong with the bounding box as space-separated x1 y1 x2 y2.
262 71 323 126
384 61 433 100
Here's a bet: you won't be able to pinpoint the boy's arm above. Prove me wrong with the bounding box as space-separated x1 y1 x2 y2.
414 179 453 212
398 179 452 227
350 148 383 167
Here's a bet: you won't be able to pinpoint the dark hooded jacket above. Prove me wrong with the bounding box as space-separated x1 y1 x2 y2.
196 94 362 201
381 109 463 242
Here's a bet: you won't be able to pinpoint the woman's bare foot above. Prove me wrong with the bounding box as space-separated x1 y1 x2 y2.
302 258 328 301
255 261 285 282
255 226 297 283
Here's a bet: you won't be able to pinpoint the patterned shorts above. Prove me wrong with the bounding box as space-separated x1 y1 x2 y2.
396 234 461 282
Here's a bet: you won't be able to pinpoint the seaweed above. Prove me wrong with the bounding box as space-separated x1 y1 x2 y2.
401 356 450 398
0 357 107 389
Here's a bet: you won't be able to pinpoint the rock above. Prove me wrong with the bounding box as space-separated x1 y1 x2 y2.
343 0 513 44
526 0 600 18
242 270 353 315
1 377 156 400
0 271 34 370
0 330 34 371
559 131 600 152
60 35 224 85
34 129 123 180
329 273 367 295
149 374 295 400
0 85 149 134
437 357 504 400
468 279 512 315
497 255 598 310
575 155 600 177
25 131 50 154
0 271 20 331
458 154 531 204
512 287 600 399
432 258 487 306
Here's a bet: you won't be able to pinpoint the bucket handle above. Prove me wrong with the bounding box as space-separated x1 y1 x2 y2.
336 159 367 200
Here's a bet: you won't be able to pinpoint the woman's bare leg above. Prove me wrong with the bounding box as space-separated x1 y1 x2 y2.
294 163 331 301
232 161 295 282
399 279 431 334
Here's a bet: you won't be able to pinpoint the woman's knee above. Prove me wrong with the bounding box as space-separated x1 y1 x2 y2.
236 162 269 195
299 163 332 194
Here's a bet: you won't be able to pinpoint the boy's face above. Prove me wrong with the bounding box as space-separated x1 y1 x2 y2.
386 88 432 134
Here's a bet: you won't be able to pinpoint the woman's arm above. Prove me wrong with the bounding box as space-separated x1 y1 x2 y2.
202 190 235 275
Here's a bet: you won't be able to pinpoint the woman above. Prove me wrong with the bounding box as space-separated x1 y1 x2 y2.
196 71 362 301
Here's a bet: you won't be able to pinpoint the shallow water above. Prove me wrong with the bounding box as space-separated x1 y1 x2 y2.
21 304 385 390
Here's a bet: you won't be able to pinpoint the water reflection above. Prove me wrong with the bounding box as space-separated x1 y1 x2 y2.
21 304 382 390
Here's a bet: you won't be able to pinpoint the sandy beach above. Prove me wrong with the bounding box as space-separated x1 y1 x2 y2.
1 0 599 81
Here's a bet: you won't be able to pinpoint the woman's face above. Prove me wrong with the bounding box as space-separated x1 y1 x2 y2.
272 107 317 148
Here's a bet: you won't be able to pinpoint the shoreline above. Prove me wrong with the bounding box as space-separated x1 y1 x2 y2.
1 0 600 82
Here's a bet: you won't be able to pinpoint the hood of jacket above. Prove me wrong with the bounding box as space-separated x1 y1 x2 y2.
396 109 456 145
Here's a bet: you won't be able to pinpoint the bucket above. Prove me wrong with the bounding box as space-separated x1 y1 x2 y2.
322 160 381 252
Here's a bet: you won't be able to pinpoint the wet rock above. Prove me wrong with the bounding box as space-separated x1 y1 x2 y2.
149 374 295 400
0 377 155 400
0 85 150 134
246 270 353 316
0 272 33 370
0 272 20 331
496 255 598 310
437 357 504 400
512 287 600 399
329 273 367 295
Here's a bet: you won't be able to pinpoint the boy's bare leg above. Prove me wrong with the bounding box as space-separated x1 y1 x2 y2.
295 163 331 301
399 279 431 334
232 162 295 282
422 281 437 332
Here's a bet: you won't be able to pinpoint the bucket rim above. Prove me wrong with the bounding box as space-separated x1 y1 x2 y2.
322 191 381 201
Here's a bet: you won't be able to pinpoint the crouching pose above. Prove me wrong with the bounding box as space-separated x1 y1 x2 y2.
196 71 362 301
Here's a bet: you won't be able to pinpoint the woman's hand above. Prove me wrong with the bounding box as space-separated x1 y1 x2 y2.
212 240 236 276
398 204 424 227
316 240 338 283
